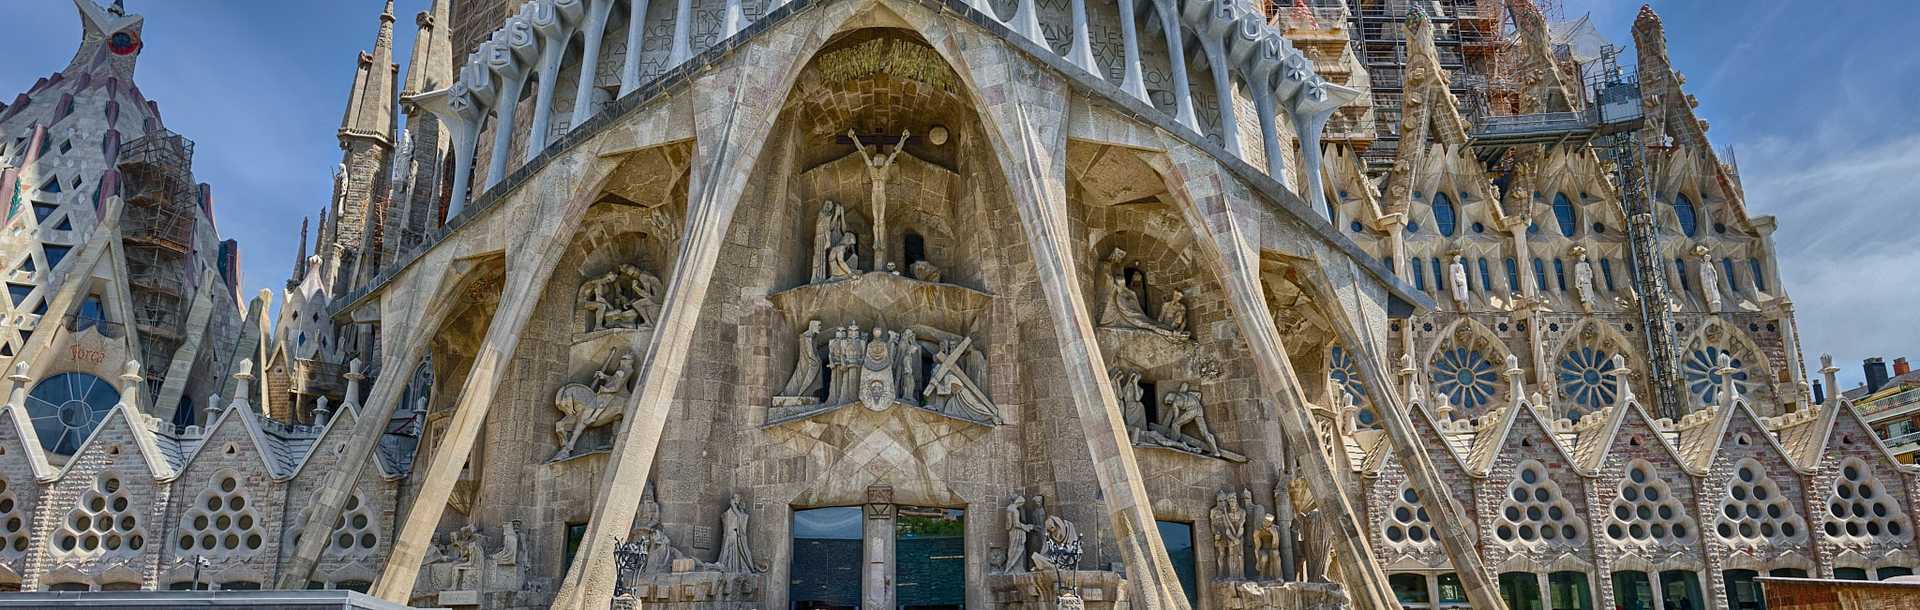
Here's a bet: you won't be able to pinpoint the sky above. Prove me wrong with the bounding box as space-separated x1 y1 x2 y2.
3 0 1916 391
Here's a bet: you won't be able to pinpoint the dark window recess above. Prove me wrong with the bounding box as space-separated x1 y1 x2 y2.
44 244 71 269
902 231 926 269
562 522 588 573
1156 521 1200 608
31 202 56 223
1124 267 1150 318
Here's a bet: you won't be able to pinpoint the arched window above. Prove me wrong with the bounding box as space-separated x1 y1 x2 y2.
1431 259 1445 294
902 231 926 268
1478 258 1493 292
1674 258 1690 292
1749 258 1769 292
1552 193 1577 237
1674 194 1699 237
26 373 118 455
1553 259 1568 292
1412 258 1427 291
1433 193 1458 236
1721 258 1741 293
1504 258 1520 292
1532 258 1548 292
1600 259 1616 292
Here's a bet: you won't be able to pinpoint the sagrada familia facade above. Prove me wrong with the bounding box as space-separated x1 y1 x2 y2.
0 0 1905 609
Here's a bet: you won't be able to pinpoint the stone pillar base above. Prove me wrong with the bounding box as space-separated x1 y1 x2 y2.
1209 579 1349 610
988 570 1129 610
618 570 761 610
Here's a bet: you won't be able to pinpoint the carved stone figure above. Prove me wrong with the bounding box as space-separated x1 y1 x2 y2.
1252 513 1281 580
1449 256 1470 308
923 337 999 424
1210 491 1235 577
775 320 825 405
827 326 852 404
1030 514 1082 572
1098 248 1184 339
578 264 664 332
492 520 521 566
579 272 621 332
639 525 688 574
1111 368 1146 440
620 265 664 327
553 353 635 456
1160 383 1220 456
1158 290 1188 332
1698 250 1722 311
828 233 860 280
909 260 943 283
859 327 898 411
716 494 761 574
896 329 921 404
1288 477 1327 582
812 200 846 282
1001 494 1034 573
1574 249 1596 311
849 129 910 267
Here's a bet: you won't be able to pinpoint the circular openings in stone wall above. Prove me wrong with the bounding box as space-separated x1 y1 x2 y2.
292 491 380 557
1495 460 1585 548
1382 484 1434 549
1822 457 1912 544
1606 460 1697 547
0 478 26 555
1715 458 1806 547
53 473 145 556
175 472 266 557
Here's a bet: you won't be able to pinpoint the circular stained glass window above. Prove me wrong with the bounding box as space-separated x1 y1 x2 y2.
1432 347 1498 410
108 32 141 56
26 373 118 455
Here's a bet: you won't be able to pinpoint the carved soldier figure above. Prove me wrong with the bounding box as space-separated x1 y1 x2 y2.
553 353 635 455
1252 513 1281 580
896 329 921 403
1111 368 1146 441
1224 490 1246 578
1210 491 1233 576
1001 494 1034 573
826 326 850 403
578 272 621 332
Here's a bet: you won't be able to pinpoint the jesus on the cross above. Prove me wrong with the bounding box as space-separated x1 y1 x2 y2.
849 129 911 269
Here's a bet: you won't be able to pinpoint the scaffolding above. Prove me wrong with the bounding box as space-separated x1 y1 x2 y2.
118 130 198 253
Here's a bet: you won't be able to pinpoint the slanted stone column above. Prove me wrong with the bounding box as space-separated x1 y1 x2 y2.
970 54 1189 610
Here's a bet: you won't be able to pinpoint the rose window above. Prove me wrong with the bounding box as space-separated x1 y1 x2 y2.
1605 460 1697 547
1714 458 1806 547
1821 458 1911 544
1381 484 1435 549
1494 460 1585 548
1557 347 1620 412
1431 346 1499 412
175 472 267 558
25 372 118 455
52 473 145 557
1683 346 1748 406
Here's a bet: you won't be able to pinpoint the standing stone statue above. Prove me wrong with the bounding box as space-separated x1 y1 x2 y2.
1252 513 1281 580
1697 249 1722 312
1001 495 1034 573
1210 491 1234 577
849 129 911 268
1574 249 1596 311
1111 368 1146 441
859 328 898 411
811 201 846 283
492 520 521 565
826 326 849 404
776 321 825 404
1224 491 1246 578
1449 256 1471 309
716 494 762 573
896 329 921 403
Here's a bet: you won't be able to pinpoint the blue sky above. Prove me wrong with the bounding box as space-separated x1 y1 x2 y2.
4 1 1915 391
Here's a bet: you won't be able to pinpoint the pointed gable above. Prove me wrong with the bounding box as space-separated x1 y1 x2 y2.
1366 398 1472 476
175 405 283 481
289 404 398 481
1467 402 1581 476
1572 399 1693 475
1682 400 1806 477
0 404 54 482
57 404 174 482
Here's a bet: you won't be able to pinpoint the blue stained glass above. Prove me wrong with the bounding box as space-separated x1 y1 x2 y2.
1557 347 1620 408
1407 220 1420 234
1328 346 1368 399
1532 258 1548 292
1675 258 1690 292
1351 221 1365 233
25 372 118 455
1674 194 1698 237
1412 258 1427 291
1505 258 1520 292
1553 259 1568 292
1432 259 1445 294
1684 346 1748 405
1600 259 1616 292
1432 347 1500 410
1478 258 1493 292
1434 193 1458 236
1750 259 1768 292
44 245 71 270
1552 194 1577 237
1721 258 1740 292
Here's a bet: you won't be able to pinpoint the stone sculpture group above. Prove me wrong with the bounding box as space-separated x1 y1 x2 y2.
774 320 1000 424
